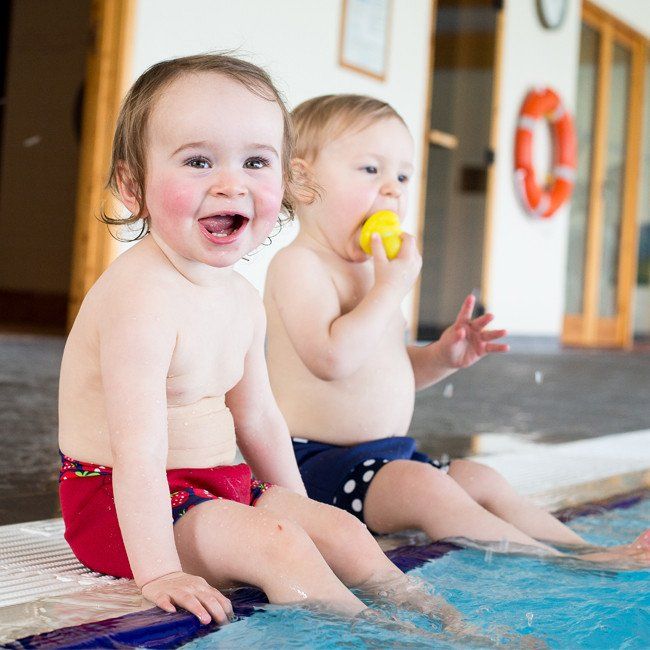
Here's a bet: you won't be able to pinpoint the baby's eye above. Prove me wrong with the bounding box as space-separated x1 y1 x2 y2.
186 156 211 169
398 173 409 183
362 165 378 174
244 157 271 170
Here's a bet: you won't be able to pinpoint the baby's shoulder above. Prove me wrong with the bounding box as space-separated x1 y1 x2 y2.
267 242 330 284
230 271 263 309
89 240 181 315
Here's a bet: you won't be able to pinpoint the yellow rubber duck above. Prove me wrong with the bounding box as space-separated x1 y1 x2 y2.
359 210 403 259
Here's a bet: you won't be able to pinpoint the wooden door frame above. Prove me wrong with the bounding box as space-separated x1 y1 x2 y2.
67 0 135 328
410 0 505 340
562 1 647 348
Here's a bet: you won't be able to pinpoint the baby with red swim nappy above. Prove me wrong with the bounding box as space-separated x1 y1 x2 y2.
59 56 465 629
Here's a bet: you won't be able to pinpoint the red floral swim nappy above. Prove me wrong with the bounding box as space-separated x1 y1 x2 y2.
59 452 272 579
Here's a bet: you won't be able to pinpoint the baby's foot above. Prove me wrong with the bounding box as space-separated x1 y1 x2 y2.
577 531 650 566
606 529 650 555
350 607 445 642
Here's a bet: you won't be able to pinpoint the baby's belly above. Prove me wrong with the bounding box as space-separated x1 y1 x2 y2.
60 395 236 470
282 359 416 444
166 396 237 468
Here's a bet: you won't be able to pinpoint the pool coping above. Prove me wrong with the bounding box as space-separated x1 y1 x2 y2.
5 487 648 649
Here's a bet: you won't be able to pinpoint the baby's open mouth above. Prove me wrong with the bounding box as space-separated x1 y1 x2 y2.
199 214 248 238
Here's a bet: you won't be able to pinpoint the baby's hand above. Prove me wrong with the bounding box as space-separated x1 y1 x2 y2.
436 294 508 369
371 232 422 299
141 570 234 625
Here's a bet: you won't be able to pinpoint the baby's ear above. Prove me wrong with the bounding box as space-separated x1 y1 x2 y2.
290 158 319 204
116 162 144 216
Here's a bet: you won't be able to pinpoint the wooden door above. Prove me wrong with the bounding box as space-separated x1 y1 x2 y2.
562 2 646 348
67 0 134 328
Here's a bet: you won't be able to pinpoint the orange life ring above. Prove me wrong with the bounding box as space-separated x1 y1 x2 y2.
514 88 576 218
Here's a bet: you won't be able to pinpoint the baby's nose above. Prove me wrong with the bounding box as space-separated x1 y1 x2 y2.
380 179 402 198
209 171 247 198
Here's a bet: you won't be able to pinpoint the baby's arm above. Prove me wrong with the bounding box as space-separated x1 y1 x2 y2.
99 284 231 624
227 294 306 495
267 234 421 381
408 294 508 391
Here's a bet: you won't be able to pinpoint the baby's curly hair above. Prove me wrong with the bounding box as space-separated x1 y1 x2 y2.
102 53 296 239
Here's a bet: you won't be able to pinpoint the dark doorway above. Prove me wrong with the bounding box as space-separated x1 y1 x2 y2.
0 0 92 334
417 0 500 340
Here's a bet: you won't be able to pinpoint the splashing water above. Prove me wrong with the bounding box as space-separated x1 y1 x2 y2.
182 498 650 648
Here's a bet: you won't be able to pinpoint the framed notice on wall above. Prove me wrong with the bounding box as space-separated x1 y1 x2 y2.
339 0 392 81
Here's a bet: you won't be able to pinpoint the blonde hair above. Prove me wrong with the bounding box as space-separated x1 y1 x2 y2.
103 53 295 238
291 94 406 163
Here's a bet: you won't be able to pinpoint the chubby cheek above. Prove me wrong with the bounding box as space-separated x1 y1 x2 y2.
155 177 197 221
253 178 285 232
145 176 197 245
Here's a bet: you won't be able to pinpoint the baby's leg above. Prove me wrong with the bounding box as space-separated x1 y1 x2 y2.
255 487 501 642
253 486 404 590
449 460 650 564
448 459 587 546
173 497 365 615
363 460 558 553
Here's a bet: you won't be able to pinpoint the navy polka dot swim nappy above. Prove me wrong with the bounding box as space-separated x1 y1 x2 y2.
292 436 450 526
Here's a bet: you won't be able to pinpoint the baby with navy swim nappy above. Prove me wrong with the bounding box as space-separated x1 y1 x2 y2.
58 57 483 629
264 94 650 565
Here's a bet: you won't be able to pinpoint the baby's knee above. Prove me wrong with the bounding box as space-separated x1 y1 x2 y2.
260 516 314 565
450 459 512 506
451 459 505 485
326 506 371 545
401 460 456 493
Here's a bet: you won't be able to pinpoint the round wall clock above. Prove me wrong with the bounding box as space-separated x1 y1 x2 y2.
536 0 568 30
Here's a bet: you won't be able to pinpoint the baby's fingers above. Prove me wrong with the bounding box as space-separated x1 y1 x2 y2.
219 593 235 621
396 233 416 259
153 595 177 614
485 342 509 353
481 328 507 342
470 312 494 329
199 591 232 626
455 294 476 323
174 594 212 625
370 233 388 263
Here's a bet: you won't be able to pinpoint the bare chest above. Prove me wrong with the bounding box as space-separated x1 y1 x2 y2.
166 295 253 404
333 262 406 335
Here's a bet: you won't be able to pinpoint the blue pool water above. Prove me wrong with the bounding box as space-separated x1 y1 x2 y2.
184 498 649 649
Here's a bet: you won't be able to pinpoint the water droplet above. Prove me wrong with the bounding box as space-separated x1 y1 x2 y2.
534 370 543 385
525 611 534 626
443 383 454 398
289 585 307 599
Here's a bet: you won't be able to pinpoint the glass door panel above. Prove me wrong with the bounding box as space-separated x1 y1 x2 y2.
599 43 631 317
634 51 650 338
563 5 646 348
565 24 599 315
